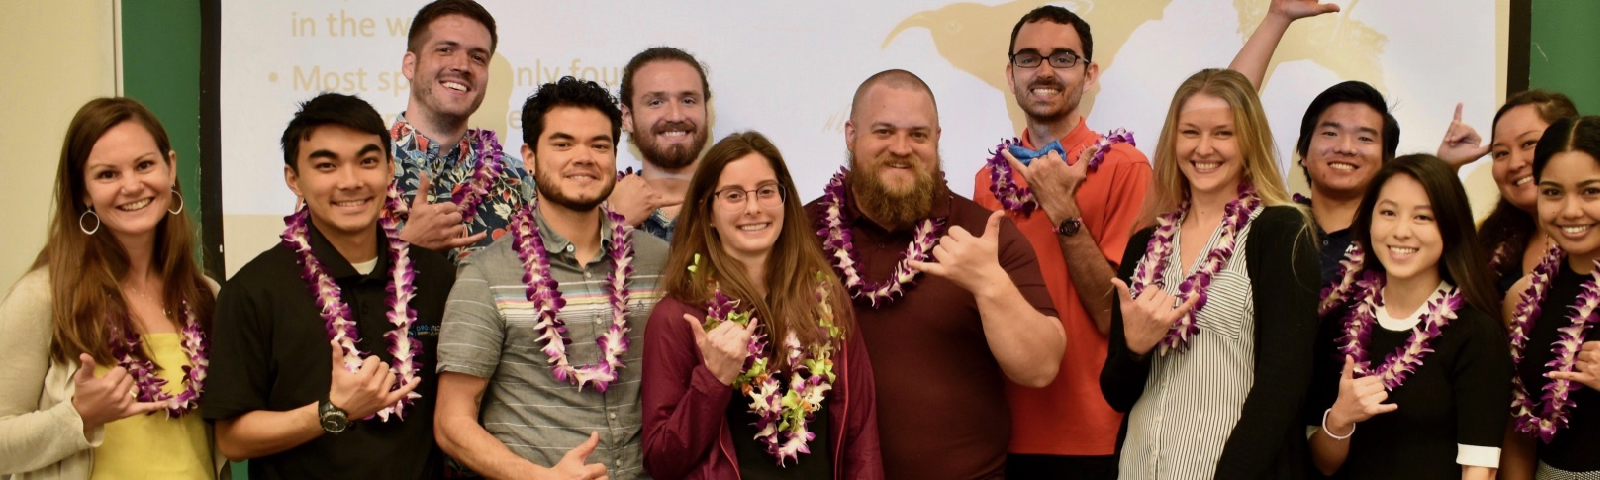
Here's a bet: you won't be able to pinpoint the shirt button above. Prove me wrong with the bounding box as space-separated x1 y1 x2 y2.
609 412 617 420
566 244 575 253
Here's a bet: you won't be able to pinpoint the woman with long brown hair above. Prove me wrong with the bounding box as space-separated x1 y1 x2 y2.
0 98 220 479
641 131 882 479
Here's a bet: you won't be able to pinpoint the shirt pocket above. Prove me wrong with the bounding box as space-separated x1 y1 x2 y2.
1197 269 1252 340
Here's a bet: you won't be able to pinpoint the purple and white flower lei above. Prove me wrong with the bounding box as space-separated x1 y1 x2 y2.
815 167 943 307
1507 242 1600 442
983 129 1135 216
1319 242 1366 317
281 184 422 421
1338 272 1462 390
449 129 507 222
1128 182 1260 355
110 302 208 418
701 276 838 466
508 199 635 392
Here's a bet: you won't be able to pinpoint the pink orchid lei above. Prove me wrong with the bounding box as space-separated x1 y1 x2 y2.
110 302 208 418
449 129 507 222
984 129 1135 216
815 168 943 307
1507 242 1600 442
1339 272 1462 390
1319 242 1366 317
1128 182 1260 355
697 263 839 466
281 184 422 421
508 199 635 392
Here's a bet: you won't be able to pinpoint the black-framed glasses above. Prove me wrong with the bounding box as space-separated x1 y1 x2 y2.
712 183 785 211
1009 49 1086 69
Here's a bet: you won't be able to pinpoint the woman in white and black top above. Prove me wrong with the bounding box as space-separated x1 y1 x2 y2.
1306 154 1511 480
1499 115 1600 479
1100 68 1320 479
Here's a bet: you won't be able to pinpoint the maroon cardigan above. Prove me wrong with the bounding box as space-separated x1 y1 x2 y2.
641 296 884 480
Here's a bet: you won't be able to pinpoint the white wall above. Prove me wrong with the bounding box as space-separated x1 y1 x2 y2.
0 1 118 294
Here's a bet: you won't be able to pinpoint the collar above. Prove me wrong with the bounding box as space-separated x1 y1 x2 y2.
1019 117 1096 150
391 112 469 160
305 221 391 282
527 202 620 260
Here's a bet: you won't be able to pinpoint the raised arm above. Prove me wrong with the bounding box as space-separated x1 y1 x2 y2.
1229 0 1342 89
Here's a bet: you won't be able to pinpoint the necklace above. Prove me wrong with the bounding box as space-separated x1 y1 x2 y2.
815 168 943 307
1507 242 1600 442
983 129 1134 215
1127 183 1260 354
1339 273 1461 390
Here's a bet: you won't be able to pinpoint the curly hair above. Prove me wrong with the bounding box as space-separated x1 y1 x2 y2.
520 76 623 148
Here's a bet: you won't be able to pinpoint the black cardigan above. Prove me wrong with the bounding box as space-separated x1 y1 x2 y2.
1100 205 1321 480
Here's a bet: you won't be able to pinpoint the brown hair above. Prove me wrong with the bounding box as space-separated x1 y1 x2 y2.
32 98 216 365
1479 89 1580 283
661 131 854 362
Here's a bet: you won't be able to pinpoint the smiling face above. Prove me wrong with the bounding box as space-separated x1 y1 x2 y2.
623 60 711 170
1006 20 1096 125
1173 93 1244 198
403 14 492 129
81 120 177 249
1492 104 1550 212
284 124 394 249
1369 173 1444 288
844 84 943 229
711 153 784 269
1304 102 1386 199
1537 150 1600 265
524 106 618 212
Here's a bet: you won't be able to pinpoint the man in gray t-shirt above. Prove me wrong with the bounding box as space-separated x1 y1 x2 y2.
434 77 667 480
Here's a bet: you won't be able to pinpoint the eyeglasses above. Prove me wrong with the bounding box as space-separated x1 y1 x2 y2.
712 184 785 211
1009 49 1086 69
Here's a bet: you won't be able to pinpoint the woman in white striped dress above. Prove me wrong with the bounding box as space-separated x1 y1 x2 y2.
1100 68 1320 479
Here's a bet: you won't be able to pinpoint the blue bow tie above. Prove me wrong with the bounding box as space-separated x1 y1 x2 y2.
1006 140 1066 166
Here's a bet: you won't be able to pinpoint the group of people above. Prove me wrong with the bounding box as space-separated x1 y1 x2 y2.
2 0 1596 479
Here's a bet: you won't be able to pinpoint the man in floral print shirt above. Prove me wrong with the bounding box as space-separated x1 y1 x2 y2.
392 0 532 263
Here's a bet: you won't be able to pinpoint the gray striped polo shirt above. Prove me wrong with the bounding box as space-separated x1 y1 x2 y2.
439 207 666 479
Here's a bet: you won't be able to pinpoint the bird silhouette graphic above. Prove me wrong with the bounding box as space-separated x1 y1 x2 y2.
887 0 1388 134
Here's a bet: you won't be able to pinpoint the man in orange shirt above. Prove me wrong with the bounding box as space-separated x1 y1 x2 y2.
972 6 1149 479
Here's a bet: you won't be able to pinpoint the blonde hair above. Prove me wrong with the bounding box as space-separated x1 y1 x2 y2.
1138 68 1300 228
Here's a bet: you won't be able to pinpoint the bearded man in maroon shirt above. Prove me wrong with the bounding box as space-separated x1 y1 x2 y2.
804 69 1066 479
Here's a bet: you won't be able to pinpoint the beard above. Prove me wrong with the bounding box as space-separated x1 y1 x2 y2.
846 151 944 231
534 166 615 212
1014 77 1080 124
630 120 709 170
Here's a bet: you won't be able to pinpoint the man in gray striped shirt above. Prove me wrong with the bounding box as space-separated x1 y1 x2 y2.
434 77 668 480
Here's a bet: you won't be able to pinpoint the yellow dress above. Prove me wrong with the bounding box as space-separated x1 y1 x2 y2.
89 333 213 480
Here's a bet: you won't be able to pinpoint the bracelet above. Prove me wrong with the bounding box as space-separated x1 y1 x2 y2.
1321 408 1355 440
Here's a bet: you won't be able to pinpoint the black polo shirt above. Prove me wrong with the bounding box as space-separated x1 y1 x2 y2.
1297 196 1355 285
204 223 452 480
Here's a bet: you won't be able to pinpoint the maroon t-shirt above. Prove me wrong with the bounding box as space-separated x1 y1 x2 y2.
806 188 1056 480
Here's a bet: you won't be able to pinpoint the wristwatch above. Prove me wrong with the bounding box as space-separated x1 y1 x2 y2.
318 398 350 433
1055 217 1083 237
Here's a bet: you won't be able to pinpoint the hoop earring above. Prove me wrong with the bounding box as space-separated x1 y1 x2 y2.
168 188 185 215
79 209 101 235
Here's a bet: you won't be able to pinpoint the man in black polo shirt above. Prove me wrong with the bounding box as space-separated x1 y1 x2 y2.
205 93 455 479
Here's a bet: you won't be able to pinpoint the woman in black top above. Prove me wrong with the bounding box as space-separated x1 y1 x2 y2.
1100 68 1320 480
1435 90 1578 296
1306 154 1510 479
1500 116 1600 479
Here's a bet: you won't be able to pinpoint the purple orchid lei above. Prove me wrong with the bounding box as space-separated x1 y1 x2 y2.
110 301 208 418
984 129 1134 216
1319 242 1367 317
281 184 422 421
697 263 839 466
1507 242 1600 442
508 199 635 392
1127 182 1260 355
1339 272 1462 390
815 168 943 307
449 129 507 223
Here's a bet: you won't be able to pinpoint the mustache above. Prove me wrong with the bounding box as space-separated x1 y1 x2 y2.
652 121 697 134
1027 79 1065 90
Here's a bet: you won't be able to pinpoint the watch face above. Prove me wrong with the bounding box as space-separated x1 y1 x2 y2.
321 414 347 433
1058 219 1081 236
